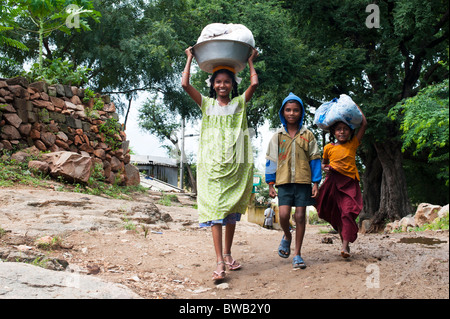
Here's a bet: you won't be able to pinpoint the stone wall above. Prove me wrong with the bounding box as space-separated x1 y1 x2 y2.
0 77 139 186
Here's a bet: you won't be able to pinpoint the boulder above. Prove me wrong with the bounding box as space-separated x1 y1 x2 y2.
28 160 50 174
11 151 31 163
124 163 140 186
41 151 92 183
399 215 416 232
40 132 56 148
3 113 22 128
438 204 449 219
1 125 21 140
29 81 48 93
384 220 400 233
414 203 442 227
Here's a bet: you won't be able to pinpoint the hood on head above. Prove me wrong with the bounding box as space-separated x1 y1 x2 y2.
279 92 305 131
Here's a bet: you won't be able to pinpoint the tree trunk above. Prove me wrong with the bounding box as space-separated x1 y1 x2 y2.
359 145 382 221
368 139 414 231
184 160 197 194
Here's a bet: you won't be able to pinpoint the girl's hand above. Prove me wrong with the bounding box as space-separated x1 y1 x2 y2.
185 47 193 58
248 48 258 63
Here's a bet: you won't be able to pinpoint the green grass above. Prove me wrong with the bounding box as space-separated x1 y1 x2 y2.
0 150 147 200
158 193 179 206
412 214 449 232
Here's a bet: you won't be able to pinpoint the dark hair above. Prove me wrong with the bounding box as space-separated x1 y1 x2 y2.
329 121 355 141
284 100 302 107
209 69 239 99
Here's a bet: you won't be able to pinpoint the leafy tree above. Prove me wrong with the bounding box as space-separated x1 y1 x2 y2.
0 26 28 51
185 0 306 131
390 77 449 187
10 0 100 70
282 0 449 228
0 2 29 75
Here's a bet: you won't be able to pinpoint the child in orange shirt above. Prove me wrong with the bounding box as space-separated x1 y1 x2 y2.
316 104 367 258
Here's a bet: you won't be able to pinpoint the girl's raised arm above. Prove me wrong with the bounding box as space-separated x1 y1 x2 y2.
355 104 367 142
181 47 202 107
244 48 259 103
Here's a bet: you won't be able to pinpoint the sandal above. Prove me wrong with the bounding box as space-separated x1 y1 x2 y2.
224 254 242 271
341 246 351 258
212 261 226 281
293 255 307 269
278 235 291 258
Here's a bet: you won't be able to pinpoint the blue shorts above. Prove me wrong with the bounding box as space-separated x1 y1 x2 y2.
199 213 242 227
277 183 315 207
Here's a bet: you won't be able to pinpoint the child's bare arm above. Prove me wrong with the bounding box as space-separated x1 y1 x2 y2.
269 184 277 198
181 47 202 106
244 48 259 103
355 104 367 142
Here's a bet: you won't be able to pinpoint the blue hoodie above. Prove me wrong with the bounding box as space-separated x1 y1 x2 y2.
280 92 305 132
265 92 322 185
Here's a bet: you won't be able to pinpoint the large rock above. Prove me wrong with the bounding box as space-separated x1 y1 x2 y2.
399 215 416 232
414 203 442 227
1 125 21 140
3 113 22 128
0 262 141 299
41 151 92 183
438 204 449 219
124 163 140 186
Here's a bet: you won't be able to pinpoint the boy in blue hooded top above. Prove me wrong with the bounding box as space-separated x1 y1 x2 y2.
265 92 322 269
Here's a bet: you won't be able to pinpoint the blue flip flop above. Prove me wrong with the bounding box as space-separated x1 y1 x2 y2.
293 255 307 269
278 236 291 258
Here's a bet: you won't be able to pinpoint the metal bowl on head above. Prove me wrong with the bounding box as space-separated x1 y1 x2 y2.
192 39 253 74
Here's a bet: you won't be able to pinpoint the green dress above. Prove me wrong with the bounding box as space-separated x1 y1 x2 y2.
197 93 254 224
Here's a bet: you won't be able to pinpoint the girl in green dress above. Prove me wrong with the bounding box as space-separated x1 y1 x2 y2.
182 46 258 281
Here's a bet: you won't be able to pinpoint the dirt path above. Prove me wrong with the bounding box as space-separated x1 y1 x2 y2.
0 187 448 299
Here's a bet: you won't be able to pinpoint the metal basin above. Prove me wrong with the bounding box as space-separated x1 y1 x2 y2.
192 39 253 74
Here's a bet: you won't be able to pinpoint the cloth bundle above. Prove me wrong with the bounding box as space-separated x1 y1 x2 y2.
196 23 255 47
314 94 363 131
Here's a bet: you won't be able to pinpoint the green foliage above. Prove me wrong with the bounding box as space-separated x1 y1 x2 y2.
98 117 122 151
406 214 449 232
11 0 101 69
82 87 95 102
21 58 91 85
0 151 50 187
0 25 28 51
389 78 449 185
138 97 180 145
158 193 179 206
403 159 449 206
0 150 146 200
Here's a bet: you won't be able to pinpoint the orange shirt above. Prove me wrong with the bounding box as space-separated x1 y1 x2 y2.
323 136 360 180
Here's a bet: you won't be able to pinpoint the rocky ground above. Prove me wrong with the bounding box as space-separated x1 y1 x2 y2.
0 186 448 299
